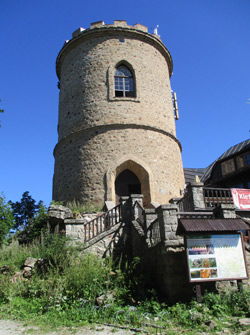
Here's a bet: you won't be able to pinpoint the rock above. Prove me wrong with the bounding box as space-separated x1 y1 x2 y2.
10 272 23 283
221 322 232 326
24 257 37 268
192 312 203 322
48 205 73 223
238 318 250 327
73 212 83 219
96 292 114 306
239 331 250 335
96 294 105 306
205 320 217 329
23 267 32 279
0 265 10 274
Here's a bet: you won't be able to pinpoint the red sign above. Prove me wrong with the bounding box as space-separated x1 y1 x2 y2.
231 188 250 210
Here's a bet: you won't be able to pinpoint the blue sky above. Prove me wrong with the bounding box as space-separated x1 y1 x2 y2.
0 0 249 206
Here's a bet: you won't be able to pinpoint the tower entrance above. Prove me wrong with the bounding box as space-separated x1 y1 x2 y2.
115 169 141 203
110 159 151 207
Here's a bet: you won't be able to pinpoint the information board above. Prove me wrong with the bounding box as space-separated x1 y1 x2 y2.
186 234 248 282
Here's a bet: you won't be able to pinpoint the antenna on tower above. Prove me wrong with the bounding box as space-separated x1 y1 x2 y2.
154 25 160 36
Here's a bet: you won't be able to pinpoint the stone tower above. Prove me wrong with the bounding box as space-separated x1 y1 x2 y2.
53 20 185 208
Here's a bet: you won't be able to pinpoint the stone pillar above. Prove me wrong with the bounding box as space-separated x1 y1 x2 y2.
213 204 236 219
144 208 157 229
186 182 205 211
156 205 184 247
129 194 144 221
144 208 157 246
119 196 130 223
129 194 144 206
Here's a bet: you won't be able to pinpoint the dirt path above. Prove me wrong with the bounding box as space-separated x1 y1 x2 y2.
0 320 136 335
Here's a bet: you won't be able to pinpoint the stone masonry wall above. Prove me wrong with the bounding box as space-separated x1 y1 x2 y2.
56 33 175 141
53 127 184 206
53 21 185 207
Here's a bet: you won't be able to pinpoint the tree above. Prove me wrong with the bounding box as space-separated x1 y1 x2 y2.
9 191 42 230
16 202 48 244
0 194 14 245
9 191 48 243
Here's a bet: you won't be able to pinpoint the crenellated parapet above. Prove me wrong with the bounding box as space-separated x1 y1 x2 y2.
56 20 172 80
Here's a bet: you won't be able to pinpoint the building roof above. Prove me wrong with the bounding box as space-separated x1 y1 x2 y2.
184 168 206 184
201 138 250 183
178 218 250 233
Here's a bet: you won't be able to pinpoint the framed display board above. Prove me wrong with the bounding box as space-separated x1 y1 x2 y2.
186 233 248 282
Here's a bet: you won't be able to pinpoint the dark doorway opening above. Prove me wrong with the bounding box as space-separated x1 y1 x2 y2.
115 169 141 203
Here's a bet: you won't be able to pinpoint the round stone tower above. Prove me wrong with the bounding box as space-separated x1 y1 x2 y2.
53 20 185 208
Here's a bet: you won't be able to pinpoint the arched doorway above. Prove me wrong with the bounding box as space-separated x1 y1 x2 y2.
106 157 152 207
115 169 141 203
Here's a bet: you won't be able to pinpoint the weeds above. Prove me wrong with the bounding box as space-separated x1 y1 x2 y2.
0 235 249 333
50 199 103 214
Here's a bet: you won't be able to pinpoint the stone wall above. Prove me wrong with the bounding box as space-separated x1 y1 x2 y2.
49 194 250 303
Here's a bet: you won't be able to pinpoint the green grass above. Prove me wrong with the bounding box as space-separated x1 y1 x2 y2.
0 234 249 334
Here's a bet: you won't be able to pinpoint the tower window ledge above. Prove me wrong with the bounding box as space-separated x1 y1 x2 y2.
110 96 140 103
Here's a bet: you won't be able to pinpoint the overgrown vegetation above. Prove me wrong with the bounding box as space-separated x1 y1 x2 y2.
51 199 103 214
0 191 249 333
0 191 48 246
0 234 249 333
0 194 14 245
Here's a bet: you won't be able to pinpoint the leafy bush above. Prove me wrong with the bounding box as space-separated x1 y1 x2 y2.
0 194 14 246
224 288 250 316
202 291 226 317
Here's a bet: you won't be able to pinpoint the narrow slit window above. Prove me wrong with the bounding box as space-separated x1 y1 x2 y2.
114 65 135 97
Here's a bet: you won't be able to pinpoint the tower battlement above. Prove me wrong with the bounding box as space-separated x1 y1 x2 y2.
57 20 171 80
72 20 149 38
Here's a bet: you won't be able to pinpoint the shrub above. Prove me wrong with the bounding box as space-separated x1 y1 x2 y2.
0 194 14 246
224 288 250 316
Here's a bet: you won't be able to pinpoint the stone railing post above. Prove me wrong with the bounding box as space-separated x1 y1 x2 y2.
144 208 157 229
120 196 130 223
186 182 205 211
156 205 183 247
213 204 236 219
129 194 144 221
120 194 144 223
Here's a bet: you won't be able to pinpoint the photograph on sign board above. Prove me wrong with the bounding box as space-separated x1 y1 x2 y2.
186 234 248 282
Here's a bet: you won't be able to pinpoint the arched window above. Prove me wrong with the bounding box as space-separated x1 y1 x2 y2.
114 65 135 97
